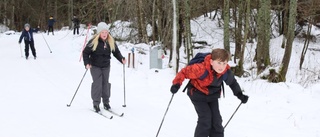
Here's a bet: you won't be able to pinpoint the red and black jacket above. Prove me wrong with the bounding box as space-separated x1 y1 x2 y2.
172 54 242 98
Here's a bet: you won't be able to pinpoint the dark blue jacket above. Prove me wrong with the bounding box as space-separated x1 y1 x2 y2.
19 29 35 43
48 18 56 26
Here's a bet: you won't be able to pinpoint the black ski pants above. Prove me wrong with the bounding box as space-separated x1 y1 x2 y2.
90 66 111 106
73 27 79 35
24 40 36 58
48 26 54 35
190 98 224 137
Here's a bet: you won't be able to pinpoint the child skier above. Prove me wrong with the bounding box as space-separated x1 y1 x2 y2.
18 23 37 60
47 16 56 35
170 48 249 137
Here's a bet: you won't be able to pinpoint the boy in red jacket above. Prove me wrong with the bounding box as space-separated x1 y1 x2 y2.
170 48 248 137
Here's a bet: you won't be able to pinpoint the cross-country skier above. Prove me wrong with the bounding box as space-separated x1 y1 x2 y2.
72 15 80 35
47 16 55 35
170 48 249 137
82 22 126 112
18 23 37 60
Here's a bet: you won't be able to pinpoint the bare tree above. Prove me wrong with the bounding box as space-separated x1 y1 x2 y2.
278 0 297 82
256 0 271 74
223 0 230 52
234 0 251 76
136 0 149 43
298 0 320 70
171 0 178 72
184 0 193 62
234 0 244 62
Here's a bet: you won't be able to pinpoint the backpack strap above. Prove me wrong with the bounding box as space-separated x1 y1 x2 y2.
182 69 209 92
199 70 209 80
221 72 228 98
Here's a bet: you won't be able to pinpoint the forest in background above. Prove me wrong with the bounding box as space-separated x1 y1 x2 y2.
1 0 320 83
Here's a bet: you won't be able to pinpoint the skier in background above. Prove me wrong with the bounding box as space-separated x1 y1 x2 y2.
18 23 37 60
47 16 56 35
82 22 126 113
170 48 249 137
72 15 80 35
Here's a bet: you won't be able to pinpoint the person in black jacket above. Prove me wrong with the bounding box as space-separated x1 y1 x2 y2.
82 22 126 112
47 16 55 35
170 48 249 137
72 16 80 35
19 23 37 60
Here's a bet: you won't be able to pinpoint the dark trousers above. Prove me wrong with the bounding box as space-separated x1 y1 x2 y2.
48 26 54 35
191 99 224 137
73 27 79 35
24 40 36 58
90 66 111 106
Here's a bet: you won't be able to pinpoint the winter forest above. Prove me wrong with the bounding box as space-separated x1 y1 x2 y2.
1 0 320 137
1 0 320 84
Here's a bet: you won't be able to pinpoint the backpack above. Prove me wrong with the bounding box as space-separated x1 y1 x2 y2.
181 52 226 97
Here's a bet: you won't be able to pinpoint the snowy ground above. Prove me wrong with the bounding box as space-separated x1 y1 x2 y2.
0 18 320 137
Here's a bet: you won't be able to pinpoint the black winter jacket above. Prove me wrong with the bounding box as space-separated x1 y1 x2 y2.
82 38 124 68
72 18 80 28
19 29 35 43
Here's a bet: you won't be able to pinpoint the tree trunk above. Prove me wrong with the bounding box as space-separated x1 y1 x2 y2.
276 0 283 35
234 0 243 63
136 0 149 43
136 0 143 43
4 0 8 27
279 0 297 82
69 0 73 28
235 0 251 77
299 19 312 70
171 0 178 73
223 0 230 52
184 0 192 62
151 0 157 45
11 1 15 30
54 0 58 27
256 0 271 74
281 0 289 48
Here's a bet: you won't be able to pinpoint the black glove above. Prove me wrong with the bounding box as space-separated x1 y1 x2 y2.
236 92 249 104
170 84 180 94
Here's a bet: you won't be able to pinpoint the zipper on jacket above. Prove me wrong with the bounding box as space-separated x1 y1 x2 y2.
104 42 107 50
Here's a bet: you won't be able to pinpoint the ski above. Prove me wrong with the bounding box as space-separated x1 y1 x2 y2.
105 109 124 117
91 109 113 119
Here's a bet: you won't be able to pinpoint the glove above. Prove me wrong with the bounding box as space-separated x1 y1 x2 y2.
236 92 249 104
170 84 180 94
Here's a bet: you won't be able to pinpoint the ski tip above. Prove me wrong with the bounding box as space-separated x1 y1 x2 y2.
120 113 124 117
110 116 114 119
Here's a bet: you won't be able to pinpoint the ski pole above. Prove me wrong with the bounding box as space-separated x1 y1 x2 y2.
59 28 73 40
122 64 126 107
79 23 92 62
66 69 88 107
40 32 52 53
19 43 23 57
223 102 242 129
156 94 174 137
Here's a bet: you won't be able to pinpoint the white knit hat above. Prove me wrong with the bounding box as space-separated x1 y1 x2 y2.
97 22 109 34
